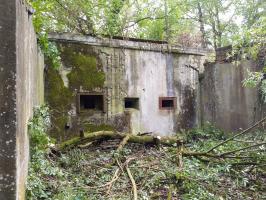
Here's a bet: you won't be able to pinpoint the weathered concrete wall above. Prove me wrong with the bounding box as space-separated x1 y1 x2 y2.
46 34 205 139
0 0 44 199
125 52 202 135
201 60 266 132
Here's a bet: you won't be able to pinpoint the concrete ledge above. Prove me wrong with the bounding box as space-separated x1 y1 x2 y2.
48 33 207 56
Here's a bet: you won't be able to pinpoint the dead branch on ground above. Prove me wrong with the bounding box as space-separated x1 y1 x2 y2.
59 131 181 150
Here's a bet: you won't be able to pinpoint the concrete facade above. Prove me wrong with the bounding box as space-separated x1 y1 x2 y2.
46 35 266 138
201 60 266 132
0 0 44 199
46 33 206 139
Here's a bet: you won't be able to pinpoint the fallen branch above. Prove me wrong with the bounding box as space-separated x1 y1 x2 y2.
86 168 120 190
78 142 93 149
117 134 131 151
206 116 266 153
126 162 138 200
219 142 266 157
59 131 181 149
107 168 120 194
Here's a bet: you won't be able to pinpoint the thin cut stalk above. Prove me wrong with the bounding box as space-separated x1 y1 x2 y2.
206 116 266 153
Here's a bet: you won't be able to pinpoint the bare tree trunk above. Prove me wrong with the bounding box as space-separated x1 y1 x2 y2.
164 0 170 41
197 2 207 48
211 21 217 50
214 6 222 48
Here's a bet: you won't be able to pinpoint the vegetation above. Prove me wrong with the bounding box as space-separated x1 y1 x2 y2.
46 67 73 138
27 0 265 97
24 1 266 199
27 0 265 48
26 106 266 199
28 0 265 96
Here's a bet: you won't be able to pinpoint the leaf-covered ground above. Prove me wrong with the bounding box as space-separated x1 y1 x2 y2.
27 134 266 200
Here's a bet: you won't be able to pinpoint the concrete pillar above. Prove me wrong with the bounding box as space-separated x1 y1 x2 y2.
0 0 17 199
0 0 44 199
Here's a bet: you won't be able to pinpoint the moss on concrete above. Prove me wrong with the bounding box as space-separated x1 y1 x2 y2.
47 67 73 109
46 67 73 136
46 44 107 139
84 123 115 133
60 47 105 91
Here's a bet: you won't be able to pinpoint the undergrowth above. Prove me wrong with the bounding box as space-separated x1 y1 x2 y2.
26 109 266 200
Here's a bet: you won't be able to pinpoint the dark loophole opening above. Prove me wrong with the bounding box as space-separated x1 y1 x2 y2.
125 98 139 109
162 99 174 108
80 95 103 111
159 97 176 110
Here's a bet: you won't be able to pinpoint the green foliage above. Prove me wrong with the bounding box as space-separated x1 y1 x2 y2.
242 70 266 103
260 80 266 102
27 105 88 200
103 0 125 36
38 34 61 69
186 122 225 142
28 0 61 69
232 4 266 99
28 0 192 42
27 105 59 199
28 0 265 49
243 70 263 88
28 105 51 152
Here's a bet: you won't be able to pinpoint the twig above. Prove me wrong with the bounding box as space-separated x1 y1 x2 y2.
126 164 138 200
117 134 131 151
78 142 93 149
206 116 266 153
107 168 120 194
219 142 266 157
233 139 260 144
86 168 120 189
177 144 184 170
115 158 124 173
231 162 266 166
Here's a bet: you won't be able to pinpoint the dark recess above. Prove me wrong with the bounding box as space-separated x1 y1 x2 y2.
80 95 104 111
125 98 139 109
162 100 174 107
159 97 176 110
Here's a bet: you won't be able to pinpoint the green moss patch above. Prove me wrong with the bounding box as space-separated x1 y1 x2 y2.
60 47 105 91
46 67 73 137
83 123 115 133
46 67 73 109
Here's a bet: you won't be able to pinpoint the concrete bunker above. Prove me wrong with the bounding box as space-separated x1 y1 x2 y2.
46 33 206 138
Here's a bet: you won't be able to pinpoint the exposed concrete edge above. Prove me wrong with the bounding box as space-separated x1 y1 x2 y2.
48 33 207 56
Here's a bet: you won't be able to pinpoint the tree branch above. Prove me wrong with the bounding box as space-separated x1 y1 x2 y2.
206 116 266 153
219 142 266 157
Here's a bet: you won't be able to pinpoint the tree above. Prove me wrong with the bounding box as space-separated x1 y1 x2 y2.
184 0 242 49
29 0 193 42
